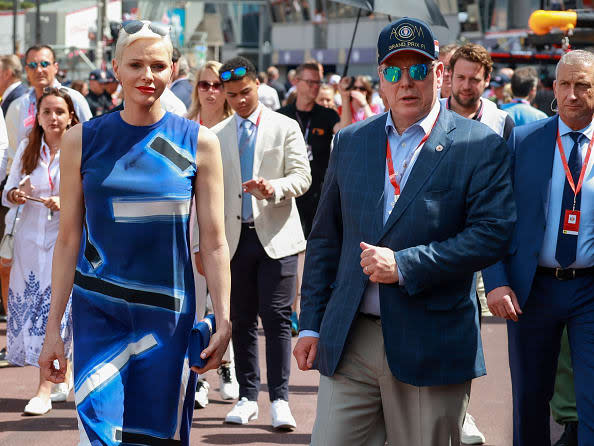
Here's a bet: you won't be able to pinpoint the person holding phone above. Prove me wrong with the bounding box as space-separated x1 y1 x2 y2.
212 56 311 430
2 87 79 415
339 76 381 123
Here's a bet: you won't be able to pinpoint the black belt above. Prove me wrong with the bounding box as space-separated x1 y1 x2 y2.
360 312 381 321
536 266 594 280
242 222 255 229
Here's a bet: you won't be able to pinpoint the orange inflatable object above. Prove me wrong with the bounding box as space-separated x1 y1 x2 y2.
529 10 578 35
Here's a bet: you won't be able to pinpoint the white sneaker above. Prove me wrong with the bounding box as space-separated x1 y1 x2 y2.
462 413 485 444
218 364 239 400
271 399 296 431
225 397 258 424
24 397 52 416
194 379 210 409
50 382 72 403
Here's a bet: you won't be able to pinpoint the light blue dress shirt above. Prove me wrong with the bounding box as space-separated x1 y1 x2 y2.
236 103 263 223
539 118 594 268
300 100 442 337
359 99 442 315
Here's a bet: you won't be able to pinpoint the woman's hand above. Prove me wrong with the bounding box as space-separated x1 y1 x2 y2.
338 77 351 100
38 328 67 384
350 90 368 108
194 252 205 276
191 319 232 374
42 196 60 212
8 188 26 205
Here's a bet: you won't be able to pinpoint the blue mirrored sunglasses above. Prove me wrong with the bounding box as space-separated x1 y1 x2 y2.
220 66 247 82
26 60 52 69
122 20 169 37
382 63 432 83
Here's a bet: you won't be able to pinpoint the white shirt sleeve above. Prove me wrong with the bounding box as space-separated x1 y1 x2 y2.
2 139 27 208
0 109 9 183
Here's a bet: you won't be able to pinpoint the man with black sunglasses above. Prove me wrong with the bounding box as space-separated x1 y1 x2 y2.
4 45 91 167
294 17 515 445
210 56 311 431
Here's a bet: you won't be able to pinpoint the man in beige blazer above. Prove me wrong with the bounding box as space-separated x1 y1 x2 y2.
206 57 310 430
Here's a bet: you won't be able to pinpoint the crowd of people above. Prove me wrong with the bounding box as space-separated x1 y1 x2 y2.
0 15 590 446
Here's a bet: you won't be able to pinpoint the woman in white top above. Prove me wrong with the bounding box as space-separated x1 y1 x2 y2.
3 87 78 415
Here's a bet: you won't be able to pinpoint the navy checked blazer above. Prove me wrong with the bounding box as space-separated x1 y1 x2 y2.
299 106 516 386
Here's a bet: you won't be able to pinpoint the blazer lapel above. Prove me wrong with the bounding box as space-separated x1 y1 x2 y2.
378 108 454 241
365 114 389 237
536 116 558 209
221 117 242 187
253 107 270 175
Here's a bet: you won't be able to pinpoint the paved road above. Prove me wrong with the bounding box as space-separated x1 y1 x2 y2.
0 319 563 445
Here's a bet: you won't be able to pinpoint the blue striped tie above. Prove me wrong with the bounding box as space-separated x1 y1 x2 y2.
555 132 583 268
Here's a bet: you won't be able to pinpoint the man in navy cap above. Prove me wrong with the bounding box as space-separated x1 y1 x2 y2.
86 69 113 116
489 73 511 107
294 17 515 445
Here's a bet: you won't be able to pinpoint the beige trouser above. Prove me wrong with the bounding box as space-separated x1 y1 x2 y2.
311 315 471 446
475 271 491 317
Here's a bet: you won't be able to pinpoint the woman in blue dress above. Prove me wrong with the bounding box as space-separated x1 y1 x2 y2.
37 21 231 445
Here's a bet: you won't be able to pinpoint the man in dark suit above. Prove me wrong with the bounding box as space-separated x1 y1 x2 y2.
170 49 192 109
483 49 594 446
0 55 27 117
267 66 286 103
294 17 515 445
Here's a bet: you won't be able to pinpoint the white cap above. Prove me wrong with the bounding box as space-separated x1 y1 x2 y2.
329 74 341 85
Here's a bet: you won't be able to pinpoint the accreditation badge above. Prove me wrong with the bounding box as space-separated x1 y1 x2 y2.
563 209 580 235
306 144 313 161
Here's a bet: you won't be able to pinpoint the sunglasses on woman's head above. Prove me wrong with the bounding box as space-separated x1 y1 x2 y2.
122 20 169 37
198 81 222 92
382 63 433 83
220 66 247 82
26 61 52 70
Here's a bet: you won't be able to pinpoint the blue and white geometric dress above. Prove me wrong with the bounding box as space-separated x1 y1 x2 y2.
73 111 199 445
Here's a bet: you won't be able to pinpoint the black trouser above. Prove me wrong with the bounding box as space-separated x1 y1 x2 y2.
230 224 297 402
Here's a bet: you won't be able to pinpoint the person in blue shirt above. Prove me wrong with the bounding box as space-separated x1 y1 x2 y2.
501 66 548 126
484 49 594 446
37 20 231 445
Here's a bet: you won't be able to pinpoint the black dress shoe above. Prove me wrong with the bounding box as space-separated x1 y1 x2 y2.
554 422 578 446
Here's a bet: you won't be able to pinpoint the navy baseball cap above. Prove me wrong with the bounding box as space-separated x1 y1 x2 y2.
490 74 510 88
105 69 117 83
89 69 107 83
377 17 439 65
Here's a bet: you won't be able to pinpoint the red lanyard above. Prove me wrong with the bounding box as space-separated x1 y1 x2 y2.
43 144 57 194
386 111 440 196
557 129 593 209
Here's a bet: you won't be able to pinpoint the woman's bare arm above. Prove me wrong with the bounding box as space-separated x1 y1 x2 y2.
192 126 231 374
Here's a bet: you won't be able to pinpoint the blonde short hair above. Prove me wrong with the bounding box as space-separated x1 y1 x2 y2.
114 20 173 63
